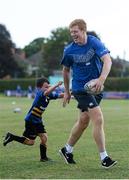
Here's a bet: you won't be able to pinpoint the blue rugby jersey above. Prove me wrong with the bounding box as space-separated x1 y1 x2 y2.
61 35 110 93
25 89 59 123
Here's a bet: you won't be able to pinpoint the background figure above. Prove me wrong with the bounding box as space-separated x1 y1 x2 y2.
3 77 63 162
27 85 33 99
59 19 117 169
16 85 22 97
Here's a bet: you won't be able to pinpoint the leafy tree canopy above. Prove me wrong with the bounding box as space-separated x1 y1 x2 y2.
0 24 24 78
39 27 71 77
24 37 45 57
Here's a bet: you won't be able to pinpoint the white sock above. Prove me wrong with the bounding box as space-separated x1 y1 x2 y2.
65 144 73 153
100 151 108 161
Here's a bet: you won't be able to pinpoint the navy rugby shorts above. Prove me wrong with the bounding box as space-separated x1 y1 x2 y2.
23 121 46 140
73 92 103 112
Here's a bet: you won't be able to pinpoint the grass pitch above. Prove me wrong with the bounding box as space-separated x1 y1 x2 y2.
0 96 129 179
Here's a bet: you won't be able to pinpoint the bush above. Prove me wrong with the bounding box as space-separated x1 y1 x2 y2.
0 78 36 92
105 77 129 91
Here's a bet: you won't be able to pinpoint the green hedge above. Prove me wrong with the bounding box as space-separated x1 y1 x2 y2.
105 77 129 91
0 77 129 92
0 78 36 92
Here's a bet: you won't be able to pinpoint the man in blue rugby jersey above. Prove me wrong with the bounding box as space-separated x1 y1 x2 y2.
3 77 63 162
59 19 117 169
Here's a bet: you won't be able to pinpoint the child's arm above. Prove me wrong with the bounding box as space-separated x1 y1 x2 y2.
44 81 63 96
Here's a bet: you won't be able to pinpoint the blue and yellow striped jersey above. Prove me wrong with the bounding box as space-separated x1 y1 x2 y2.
25 89 59 123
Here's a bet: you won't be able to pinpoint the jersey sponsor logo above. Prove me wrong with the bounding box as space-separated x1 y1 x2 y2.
85 62 91 66
72 48 95 64
89 102 94 107
40 106 46 110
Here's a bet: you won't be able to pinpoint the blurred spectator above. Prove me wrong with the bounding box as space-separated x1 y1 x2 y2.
27 85 33 99
6 90 11 97
16 85 22 97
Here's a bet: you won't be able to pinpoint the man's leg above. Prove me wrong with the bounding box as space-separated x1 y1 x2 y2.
89 106 117 169
59 111 90 164
88 106 105 152
67 111 90 146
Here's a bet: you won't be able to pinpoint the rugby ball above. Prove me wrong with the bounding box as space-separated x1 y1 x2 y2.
84 79 104 95
13 107 21 113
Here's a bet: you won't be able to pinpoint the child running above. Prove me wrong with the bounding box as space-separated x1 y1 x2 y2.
3 77 63 162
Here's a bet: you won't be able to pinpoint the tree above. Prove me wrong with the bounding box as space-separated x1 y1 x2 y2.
109 57 129 77
24 38 45 57
39 27 71 77
0 24 23 78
